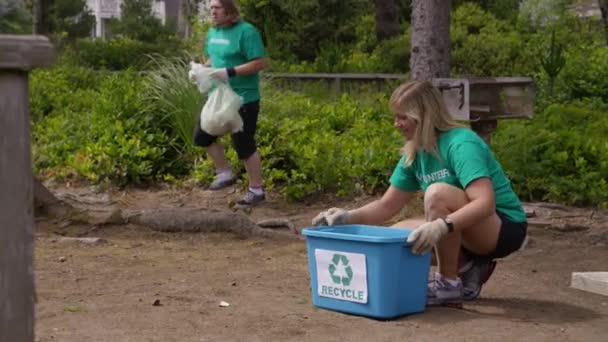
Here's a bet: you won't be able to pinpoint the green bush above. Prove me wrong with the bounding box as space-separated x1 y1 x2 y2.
29 64 103 121
31 67 173 184
560 44 608 103
143 56 204 152
31 51 608 208
0 0 32 33
492 103 608 207
257 89 401 200
67 37 186 70
240 0 370 62
451 3 528 76
108 0 174 43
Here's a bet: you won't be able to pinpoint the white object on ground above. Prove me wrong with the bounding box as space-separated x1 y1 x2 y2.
219 301 230 307
571 272 608 297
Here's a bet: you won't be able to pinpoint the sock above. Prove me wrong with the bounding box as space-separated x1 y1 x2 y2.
216 168 233 181
249 186 264 195
436 272 461 286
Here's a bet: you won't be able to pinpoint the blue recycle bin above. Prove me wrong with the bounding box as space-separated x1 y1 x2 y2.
301 225 431 319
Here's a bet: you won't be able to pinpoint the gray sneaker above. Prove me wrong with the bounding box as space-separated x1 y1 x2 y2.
209 177 236 190
236 190 265 207
427 276 463 306
460 259 497 301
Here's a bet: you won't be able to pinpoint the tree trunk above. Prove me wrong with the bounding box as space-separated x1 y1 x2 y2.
600 0 608 46
410 0 452 80
34 0 52 35
374 0 401 41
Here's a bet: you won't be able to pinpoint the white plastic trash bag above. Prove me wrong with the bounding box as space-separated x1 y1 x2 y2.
188 62 244 136
188 62 214 93
201 84 244 136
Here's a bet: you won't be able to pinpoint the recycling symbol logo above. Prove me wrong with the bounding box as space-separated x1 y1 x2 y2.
328 253 353 286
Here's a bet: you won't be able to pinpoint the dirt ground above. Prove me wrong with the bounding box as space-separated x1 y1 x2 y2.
34 184 608 342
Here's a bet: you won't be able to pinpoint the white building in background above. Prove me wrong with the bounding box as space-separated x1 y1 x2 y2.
568 0 602 18
86 0 186 39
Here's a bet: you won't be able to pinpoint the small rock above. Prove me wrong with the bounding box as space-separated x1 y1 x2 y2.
58 256 67 262
59 221 72 228
152 299 162 306
524 208 536 218
57 237 108 247
554 223 589 232
219 301 230 307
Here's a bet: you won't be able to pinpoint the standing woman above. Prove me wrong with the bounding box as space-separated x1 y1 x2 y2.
195 0 267 207
313 80 528 305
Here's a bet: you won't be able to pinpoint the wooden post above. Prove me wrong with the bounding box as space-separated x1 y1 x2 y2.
0 34 55 342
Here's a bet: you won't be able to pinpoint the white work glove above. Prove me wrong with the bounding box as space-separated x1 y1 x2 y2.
406 218 449 254
210 68 229 83
312 208 350 226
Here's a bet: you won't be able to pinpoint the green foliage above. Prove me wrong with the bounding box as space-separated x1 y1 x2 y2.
31 66 173 184
492 103 608 207
271 31 410 73
453 0 521 21
184 17 211 58
560 44 608 103
451 3 528 76
240 0 370 62
50 0 95 39
541 30 565 96
109 0 173 43
143 56 203 153
66 37 186 70
257 88 401 200
0 0 32 33
29 63 103 121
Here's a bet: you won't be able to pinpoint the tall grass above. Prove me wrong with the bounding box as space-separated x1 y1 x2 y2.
143 55 204 153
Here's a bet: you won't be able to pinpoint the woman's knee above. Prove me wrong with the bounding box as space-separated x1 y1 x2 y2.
423 183 467 218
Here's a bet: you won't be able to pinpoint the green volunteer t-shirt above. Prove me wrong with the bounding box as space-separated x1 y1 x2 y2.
205 20 265 103
389 128 526 222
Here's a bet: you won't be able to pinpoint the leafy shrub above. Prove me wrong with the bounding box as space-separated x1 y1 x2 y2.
240 0 370 62
0 0 32 33
50 0 95 39
560 44 608 103
29 64 103 121
492 103 608 207
31 67 173 184
451 3 528 76
257 89 402 200
68 37 186 70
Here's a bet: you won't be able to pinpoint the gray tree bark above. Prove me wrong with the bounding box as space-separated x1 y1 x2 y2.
34 0 52 35
0 34 55 342
600 0 608 45
375 0 401 41
410 0 452 80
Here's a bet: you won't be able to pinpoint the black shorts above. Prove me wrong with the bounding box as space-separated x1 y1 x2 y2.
463 211 528 260
193 100 260 160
